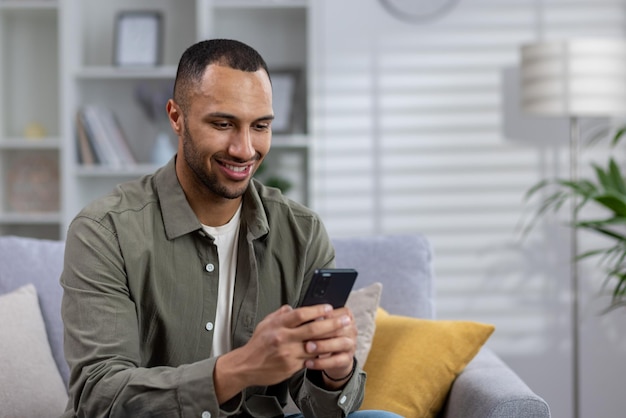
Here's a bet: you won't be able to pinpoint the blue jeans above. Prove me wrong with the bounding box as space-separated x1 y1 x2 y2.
286 412 402 418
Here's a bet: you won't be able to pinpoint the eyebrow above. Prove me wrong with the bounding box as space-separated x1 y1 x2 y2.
207 112 275 123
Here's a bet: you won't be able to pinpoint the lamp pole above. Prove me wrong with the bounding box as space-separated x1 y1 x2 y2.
569 116 580 418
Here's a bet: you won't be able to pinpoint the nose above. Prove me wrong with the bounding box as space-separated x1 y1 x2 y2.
228 128 256 161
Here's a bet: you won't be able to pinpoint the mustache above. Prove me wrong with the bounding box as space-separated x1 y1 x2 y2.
213 152 262 164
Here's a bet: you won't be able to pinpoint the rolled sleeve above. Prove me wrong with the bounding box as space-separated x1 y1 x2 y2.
290 366 366 418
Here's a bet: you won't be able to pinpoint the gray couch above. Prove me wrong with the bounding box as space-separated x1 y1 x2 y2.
0 234 550 417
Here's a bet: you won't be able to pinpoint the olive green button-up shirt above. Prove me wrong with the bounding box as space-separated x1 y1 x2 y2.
60 158 365 418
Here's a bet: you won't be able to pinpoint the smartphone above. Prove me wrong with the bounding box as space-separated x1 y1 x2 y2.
300 268 358 309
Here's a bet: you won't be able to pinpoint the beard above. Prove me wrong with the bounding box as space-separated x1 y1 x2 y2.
181 125 257 200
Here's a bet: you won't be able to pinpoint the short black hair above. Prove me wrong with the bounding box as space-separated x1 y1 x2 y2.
173 39 270 111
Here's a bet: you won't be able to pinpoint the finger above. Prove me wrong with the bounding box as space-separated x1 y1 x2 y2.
305 331 356 354
280 304 333 328
295 312 353 342
264 304 293 319
323 306 354 322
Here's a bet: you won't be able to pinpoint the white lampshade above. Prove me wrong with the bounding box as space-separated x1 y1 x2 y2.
520 39 626 117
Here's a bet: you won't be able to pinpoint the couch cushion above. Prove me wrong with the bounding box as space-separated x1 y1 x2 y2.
0 284 68 417
345 282 382 366
0 236 68 385
332 234 435 318
360 308 495 418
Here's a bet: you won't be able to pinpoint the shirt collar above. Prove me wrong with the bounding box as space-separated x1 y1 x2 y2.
155 156 269 241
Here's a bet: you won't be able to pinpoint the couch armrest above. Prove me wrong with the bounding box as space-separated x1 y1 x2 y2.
441 347 550 418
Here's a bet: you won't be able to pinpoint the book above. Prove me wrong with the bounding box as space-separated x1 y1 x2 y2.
75 111 97 165
77 106 136 167
77 108 112 165
98 107 136 165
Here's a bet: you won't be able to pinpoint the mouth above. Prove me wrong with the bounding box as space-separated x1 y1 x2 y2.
224 163 248 173
218 160 255 181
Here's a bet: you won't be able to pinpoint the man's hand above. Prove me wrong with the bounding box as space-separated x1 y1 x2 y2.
303 306 357 389
213 303 356 403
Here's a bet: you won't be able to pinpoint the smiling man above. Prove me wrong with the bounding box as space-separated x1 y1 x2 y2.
60 39 400 418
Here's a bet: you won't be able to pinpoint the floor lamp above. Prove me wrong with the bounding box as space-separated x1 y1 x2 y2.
520 39 626 418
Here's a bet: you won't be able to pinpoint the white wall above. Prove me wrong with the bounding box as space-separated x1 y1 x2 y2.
310 1 626 417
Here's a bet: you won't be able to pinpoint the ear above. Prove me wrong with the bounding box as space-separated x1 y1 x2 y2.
166 99 184 135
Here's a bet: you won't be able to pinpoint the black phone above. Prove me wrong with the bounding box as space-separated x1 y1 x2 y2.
300 268 358 309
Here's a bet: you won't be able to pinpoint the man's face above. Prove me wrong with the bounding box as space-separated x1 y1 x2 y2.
176 64 273 200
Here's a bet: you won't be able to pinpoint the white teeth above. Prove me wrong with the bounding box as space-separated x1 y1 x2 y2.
225 164 247 173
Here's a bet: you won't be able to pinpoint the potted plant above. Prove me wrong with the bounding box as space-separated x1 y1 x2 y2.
254 161 293 195
524 128 626 313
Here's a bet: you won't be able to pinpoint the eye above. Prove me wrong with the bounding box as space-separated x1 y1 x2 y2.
212 120 232 130
254 121 271 131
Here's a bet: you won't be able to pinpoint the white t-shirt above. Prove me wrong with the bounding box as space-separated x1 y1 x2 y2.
201 205 242 357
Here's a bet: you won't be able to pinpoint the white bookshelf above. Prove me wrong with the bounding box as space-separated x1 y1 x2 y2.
0 0 311 239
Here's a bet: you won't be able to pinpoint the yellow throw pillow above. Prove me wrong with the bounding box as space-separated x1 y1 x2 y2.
361 308 495 417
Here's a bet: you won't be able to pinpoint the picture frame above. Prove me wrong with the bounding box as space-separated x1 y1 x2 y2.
113 11 162 67
271 69 303 134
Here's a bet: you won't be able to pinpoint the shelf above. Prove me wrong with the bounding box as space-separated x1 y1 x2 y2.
0 0 58 10
272 134 309 149
0 137 61 149
212 0 307 8
76 66 177 80
75 164 159 178
0 211 61 224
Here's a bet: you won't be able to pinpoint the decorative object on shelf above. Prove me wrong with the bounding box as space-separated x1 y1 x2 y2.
7 153 59 213
114 11 162 67
271 69 301 134
134 81 176 165
520 38 626 418
378 0 460 24
23 122 47 139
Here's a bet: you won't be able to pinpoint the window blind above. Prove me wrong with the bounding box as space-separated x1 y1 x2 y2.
311 0 626 355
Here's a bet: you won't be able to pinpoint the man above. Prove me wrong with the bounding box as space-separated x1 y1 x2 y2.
61 39 399 418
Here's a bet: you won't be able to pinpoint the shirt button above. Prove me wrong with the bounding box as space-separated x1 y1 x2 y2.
339 395 347 405
201 412 211 418
205 263 215 272
205 322 214 331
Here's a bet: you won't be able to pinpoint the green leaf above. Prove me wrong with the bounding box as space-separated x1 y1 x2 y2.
592 163 614 191
579 224 626 242
576 217 626 228
613 276 626 298
523 179 550 201
577 247 616 260
611 126 626 147
555 179 597 198
608 158 626 194
535 191 568 217
593 194 626 216
587 126 611 147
